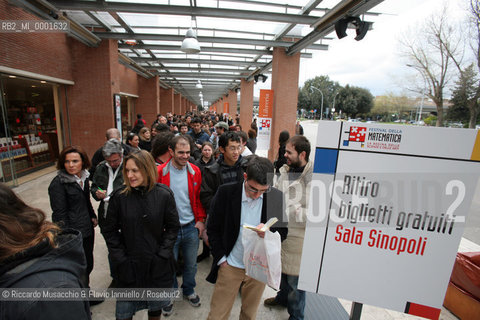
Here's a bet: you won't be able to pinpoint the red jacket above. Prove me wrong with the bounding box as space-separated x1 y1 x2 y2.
157 160 206 223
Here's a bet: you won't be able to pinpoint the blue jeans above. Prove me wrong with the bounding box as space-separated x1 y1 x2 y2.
275 273 306 320
173 221 199 296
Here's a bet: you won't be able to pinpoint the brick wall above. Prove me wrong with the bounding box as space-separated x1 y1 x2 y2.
118 64 139 95
0 1 74 81
136 76 159 127
66 39 118 157
160 87 174 115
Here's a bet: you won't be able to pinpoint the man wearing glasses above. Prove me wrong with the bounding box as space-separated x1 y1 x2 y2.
91 138 125 292
263 135 313 320
91 138 124 229
206 155 286 320
200 131 249 213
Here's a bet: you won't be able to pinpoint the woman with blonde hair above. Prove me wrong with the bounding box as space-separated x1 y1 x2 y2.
0 183 91 319
102 150 180 320
138 127 152 152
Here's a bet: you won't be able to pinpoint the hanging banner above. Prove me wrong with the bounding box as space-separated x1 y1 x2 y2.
113 94 122 134
223 102 229 116
298 121 480 320
257 89 274 150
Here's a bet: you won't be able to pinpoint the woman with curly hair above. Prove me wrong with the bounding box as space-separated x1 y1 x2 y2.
48 146 98 292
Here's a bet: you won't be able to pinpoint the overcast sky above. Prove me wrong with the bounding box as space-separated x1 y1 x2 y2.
255 0 470 98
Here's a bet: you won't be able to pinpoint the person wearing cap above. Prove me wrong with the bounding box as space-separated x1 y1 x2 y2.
210 121 229 150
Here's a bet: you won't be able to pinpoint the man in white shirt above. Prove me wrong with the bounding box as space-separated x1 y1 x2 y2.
206 156 286 320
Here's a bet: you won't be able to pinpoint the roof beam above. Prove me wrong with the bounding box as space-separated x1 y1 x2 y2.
95 32 328 50
156 73 247 79
133 57 266 67
120 44 313 58
84 11 113 31
119 43 272 56
49 1 320 25
147 66 250 73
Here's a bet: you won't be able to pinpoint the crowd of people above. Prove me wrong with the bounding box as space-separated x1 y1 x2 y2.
0 110 311 320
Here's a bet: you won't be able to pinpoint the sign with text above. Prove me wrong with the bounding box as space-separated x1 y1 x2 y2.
257 89 273 150
113 94 122 134
299 121 480 319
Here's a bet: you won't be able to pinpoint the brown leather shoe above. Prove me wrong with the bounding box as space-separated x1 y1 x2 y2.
264 297 285 308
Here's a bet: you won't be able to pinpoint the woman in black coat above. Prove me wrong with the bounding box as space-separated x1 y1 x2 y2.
102 150 180 320
48 146 97 290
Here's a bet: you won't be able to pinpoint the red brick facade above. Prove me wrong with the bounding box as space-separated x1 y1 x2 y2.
0 1 73 81
0 0 195 158
136 76 159 126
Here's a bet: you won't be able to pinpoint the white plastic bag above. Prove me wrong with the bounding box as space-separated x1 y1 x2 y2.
242 228 282 290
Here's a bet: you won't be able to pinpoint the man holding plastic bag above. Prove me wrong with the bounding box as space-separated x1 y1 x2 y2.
264 135 313 320
206 155 287 320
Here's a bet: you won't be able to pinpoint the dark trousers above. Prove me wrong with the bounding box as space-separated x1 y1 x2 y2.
82 234 95 287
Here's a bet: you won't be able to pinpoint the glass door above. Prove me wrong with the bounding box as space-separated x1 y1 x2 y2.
0 76 18 186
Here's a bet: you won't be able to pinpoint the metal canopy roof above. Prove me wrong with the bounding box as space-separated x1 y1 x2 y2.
10 0 384 108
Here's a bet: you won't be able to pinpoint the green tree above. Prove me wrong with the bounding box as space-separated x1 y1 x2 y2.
298 76 341 117
336 85 374 118
447 64 477 123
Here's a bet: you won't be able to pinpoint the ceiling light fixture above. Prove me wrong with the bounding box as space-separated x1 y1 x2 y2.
195 80 203 89
181 27 200 54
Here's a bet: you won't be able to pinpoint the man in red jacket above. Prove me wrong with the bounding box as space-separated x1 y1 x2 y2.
157 135 206 316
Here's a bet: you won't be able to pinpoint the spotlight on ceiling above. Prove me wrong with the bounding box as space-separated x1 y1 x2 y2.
181 28 200 54
254 74 268 83
334 16 371 41
195 80 203 89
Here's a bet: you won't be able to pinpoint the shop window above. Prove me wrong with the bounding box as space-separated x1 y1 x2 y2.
0 75 59 182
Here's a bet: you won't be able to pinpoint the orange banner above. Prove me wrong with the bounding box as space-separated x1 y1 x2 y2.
223 102 229 114
258 89 273 118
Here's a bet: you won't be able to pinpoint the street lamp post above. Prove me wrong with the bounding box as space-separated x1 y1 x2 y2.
310 86 324 120
332 92 339 118
417 78 427 123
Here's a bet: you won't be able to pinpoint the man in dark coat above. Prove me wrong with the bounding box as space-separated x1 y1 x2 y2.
90 128 132 177
206 156 286 320
189 117 210 150
91 139 125 228
200 131 248 213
